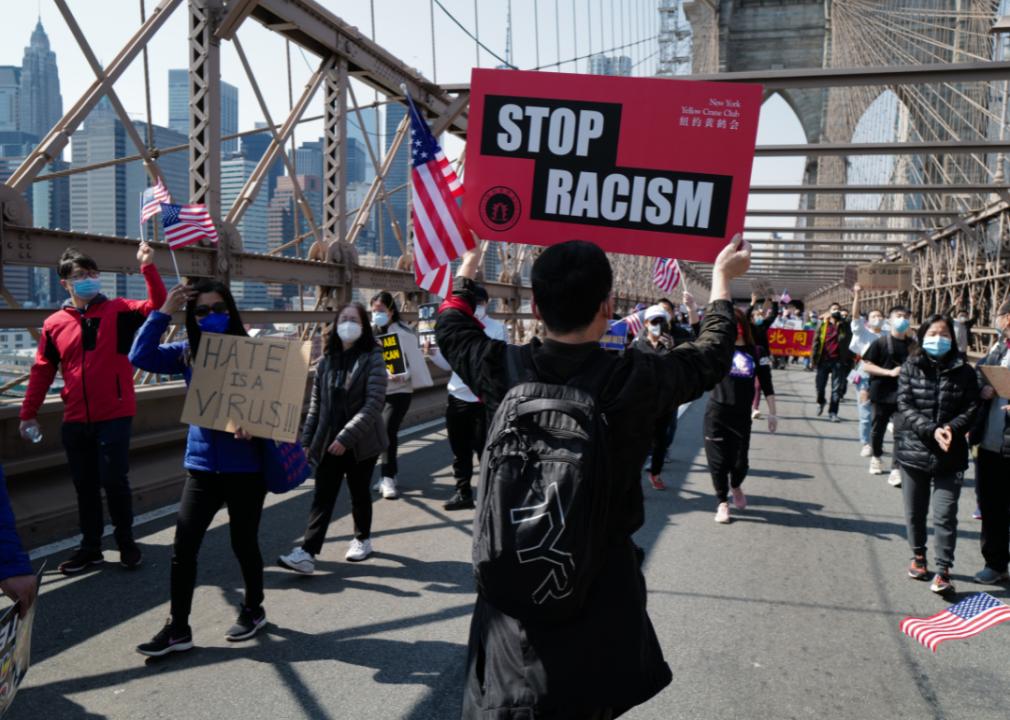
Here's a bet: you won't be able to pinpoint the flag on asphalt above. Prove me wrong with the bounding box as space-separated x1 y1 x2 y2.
140 177 171 223
901 593 1010 652
160 203 218 250
404 91 473 299
653 258 681 293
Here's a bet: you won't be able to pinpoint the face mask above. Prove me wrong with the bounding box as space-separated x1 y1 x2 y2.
754 317 763 326
648 323 662 337
955 316 967 324
372 311 389 327
1000 317 1010 337
198 313 230 334
475 305 487 320
337 321 362 343
831 311 842 320
869 317 884 330
892 317 910 333
922 336 951 358
70 277 102 301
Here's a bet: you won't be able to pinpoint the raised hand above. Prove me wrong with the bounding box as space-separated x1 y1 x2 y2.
138 241 155 266
159 284 194 315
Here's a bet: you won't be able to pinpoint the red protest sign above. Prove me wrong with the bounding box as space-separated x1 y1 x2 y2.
767 328 815 358
463 68 763 263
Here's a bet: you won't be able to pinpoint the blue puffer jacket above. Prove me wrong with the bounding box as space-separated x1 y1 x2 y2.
0 460 32 582
129 311 262 474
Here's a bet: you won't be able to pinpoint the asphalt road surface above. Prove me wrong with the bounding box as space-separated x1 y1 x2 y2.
7 367 1010 719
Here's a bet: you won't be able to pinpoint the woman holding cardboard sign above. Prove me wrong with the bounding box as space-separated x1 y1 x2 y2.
277 303 389 572
129 281 270 657
370 292 432 500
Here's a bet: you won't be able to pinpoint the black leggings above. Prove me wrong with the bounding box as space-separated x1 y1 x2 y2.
170 469 267 622
302 451 379 555
380 393 412 478
703 409 752 503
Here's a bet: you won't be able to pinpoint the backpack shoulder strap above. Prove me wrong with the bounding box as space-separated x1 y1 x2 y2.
506 344 538 386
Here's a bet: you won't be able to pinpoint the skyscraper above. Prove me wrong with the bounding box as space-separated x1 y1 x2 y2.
290 138 323 181
589 55 632 76
382 102 409 257
346 137 366 184
168 70 238 153
19 20 62 142
347 107 378 181
221 82 238 153
0 68 20 133
267 175 321 307
222 158 269 308
241 123 283 201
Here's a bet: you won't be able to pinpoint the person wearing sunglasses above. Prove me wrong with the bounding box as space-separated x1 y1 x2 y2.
19 243 167 575
129 280 268 656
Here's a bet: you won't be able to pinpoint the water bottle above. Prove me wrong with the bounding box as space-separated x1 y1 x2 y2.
25 426 42 443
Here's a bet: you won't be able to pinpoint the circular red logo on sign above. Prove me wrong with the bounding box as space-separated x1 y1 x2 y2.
479 187 521 232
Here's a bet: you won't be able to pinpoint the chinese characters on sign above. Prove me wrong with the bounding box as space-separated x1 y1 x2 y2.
857 263 913 292
767 328 814 358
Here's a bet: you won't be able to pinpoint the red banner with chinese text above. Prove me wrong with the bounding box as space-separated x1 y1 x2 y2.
767 328 814 358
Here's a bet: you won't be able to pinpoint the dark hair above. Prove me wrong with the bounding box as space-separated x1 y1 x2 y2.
658 298 675 309
473 284 489 303
531 240 612 335
734 309 754 345
370 291 402 326
828 301 841 311
888 305 911 317
184 280 248 366
909 313 955 361
58 247 99 280
325 303 374 357
997 299 1010 316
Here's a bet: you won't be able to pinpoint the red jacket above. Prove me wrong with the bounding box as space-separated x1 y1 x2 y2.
20 264 168 423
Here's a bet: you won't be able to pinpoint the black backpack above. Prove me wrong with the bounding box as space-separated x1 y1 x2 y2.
472 344 615 622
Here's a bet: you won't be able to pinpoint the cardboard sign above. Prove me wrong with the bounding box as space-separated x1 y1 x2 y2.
376 332 407 375
463 68 763 262
180 334 312 443
981 366 1010 399
748 278 776 298
417 302 439 348
767 328 815 358
858 263 913 292
843 266 859 290
600 320 628 350
0 562 45 719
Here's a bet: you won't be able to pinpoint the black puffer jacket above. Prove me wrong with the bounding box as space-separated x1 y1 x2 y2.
896 349 981 474
302 344 388 466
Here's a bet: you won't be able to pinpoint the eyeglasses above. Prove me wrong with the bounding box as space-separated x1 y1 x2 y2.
68 271 100 282
194 302 229 318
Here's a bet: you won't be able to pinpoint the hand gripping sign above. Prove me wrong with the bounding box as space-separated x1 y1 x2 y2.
463 69 763 262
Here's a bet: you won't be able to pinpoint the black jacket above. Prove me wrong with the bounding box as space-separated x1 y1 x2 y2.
627 323 695 355
747 301 778 352
970 343 1010 457
435 276 736 719
302 345 388 466
896 350 980 474
811 316 854 365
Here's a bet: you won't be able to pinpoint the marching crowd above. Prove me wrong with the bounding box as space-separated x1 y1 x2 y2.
0 234 1007 719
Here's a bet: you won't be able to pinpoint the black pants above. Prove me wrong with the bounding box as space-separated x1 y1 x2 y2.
815 358 845 414
445 395 487 496
61 416 134 552
171 469 266 621
650 411 675 475
871 402 904 468
703 409 752 503
978 448 1010 573
380 393 412 478
302 451 378 555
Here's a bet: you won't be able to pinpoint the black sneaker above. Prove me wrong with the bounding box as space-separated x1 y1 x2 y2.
58 548 104 575
908 555 929 581
136 619 194 657
118 538 143 569
443 492 475 511
225 606 267 641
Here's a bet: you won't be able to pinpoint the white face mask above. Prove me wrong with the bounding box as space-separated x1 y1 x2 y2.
648 323 662 337
337 321 362 343
475 305 487 320
868 317 884 330
371 311 389 327
955 316 967 324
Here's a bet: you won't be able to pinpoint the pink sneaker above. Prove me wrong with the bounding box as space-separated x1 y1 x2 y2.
649 474 665 491
715 502 731 524
731 486 747 510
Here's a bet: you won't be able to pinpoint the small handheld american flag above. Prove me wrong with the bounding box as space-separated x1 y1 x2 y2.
160 203 218 250
780 289 792 304
141 178 172 224
653 258 681 294
623 310 645 337
901 592 1010 652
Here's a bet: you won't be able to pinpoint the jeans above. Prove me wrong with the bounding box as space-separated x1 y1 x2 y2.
901 465 962 570
303 451 378 554
445 395 487 496
856 375 872 445
871 402 905 469
171 469 266 621
380 393 412 478
977 448 1010 573
61 416 135 552
650 411 674 475
703 409 752 503
815 358 845 415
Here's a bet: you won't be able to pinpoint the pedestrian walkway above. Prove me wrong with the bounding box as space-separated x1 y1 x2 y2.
8 369 1010 719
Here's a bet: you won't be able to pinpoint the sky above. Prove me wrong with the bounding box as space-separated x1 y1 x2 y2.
2 0 805 239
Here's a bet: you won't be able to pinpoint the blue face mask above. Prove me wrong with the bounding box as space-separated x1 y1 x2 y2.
892 317 910 333
198 313 231 334
922 336 951 358
754 317 763 326
70 277 102 301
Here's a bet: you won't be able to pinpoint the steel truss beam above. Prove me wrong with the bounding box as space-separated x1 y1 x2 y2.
749 184 1003 195
755 141 1010 158
746 210 955 218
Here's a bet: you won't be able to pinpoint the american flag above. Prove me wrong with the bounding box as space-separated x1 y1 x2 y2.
780 289 792 304
623 310 645 337
160 203 218 250
653 258 681 294
140 177 172 223
404 91 473 299
901 592 1010 652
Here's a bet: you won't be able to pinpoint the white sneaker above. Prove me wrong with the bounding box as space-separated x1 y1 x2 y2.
372 477 382 492
869 457 883 475
380 477 398 499
888 469 902 487
860 444 872 458
346 538 372 562
887 422 894 435
277 547 315 574
751 409 761 420
715 502 731 524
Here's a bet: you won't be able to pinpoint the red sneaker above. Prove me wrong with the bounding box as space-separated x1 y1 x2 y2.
649 474 665 491
908 555 929 581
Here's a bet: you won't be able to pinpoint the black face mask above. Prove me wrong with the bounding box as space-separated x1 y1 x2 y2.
831 311 842 320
